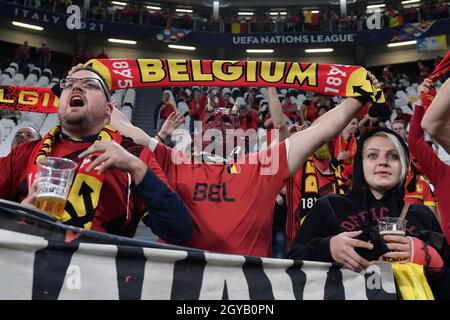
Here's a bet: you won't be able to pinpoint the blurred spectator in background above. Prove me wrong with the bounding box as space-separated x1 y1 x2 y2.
434 1 449 19
404 5 419 23
392 119 408 141
332 117 359 182
10 126 41 151
281 95 298 123
418 60 429 81
72 48 86 66
14 41 30 74
421 2 434 20
55 0 73 13
395 107 412 124
37 42 51 70
96 48 109 59
347 11 358 30
155 90 177 131
92 1 107 20
273 186 287 258
121 4 141 24
300 94 320 124
329 10 339 31
188 87 206 131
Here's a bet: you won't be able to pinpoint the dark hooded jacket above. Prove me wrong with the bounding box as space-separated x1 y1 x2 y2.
288 128 445 263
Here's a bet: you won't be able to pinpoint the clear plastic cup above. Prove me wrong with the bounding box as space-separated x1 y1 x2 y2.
35 157 77 219
377 217 407 236
378 217 408 262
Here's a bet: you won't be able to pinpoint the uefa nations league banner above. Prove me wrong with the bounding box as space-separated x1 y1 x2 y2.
1 1 449 49
0 200 397 300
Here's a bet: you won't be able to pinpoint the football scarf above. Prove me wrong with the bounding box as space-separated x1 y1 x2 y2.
0 59 385 112
27 125 122 229
421 51 450 111
286 157 347 249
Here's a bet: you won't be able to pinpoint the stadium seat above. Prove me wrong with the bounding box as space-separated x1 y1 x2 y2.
289 96 298 105
255 94 264 103
111 92 123 107
42 69 52 79
231 87 241 99
27 64 35 74
2 66 16 79
122 88 136 108
121 105 133 121
20 111 46 129
37 75 50 87
23 67 41 86
259 87 268 98
39 113 60 137
0 118 17 148
222 87 231 95
111 88 126 107
8 62 19 74
0 75 14 86
12 73 24 84
259 99 268 113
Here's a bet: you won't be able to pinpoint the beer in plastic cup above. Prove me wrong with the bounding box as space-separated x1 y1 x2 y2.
377 217 407 236
377 217 407 262
35 157 77 219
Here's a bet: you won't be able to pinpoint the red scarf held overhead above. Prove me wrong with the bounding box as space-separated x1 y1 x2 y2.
0 59 385 113
421 51 450 111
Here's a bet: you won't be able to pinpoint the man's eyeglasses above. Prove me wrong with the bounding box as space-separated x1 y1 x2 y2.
59 77 110 101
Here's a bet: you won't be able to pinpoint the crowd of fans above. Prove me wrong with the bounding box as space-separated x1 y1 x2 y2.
2 51 450 298
11 0 450 33
2 0 450 302
150 57 449 258
154 59 444 135
10 40 107 78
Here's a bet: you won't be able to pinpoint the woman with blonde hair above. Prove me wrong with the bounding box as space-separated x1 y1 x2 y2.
289 127 449 298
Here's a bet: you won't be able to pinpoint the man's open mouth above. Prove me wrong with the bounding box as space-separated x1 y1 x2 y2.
69 95 86 107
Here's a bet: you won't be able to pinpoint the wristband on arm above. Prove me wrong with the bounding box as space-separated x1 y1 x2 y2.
155 133 164 142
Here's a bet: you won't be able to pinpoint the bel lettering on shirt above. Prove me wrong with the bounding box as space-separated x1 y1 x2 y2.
193 183 235 202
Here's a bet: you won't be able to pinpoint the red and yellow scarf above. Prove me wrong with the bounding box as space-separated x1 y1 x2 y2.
0 59 384 113
27 125 122 229
286 157 347 250
422 51 450 111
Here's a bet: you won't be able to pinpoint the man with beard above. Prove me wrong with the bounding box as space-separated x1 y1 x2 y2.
112 74 380 257
0 65 192 244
